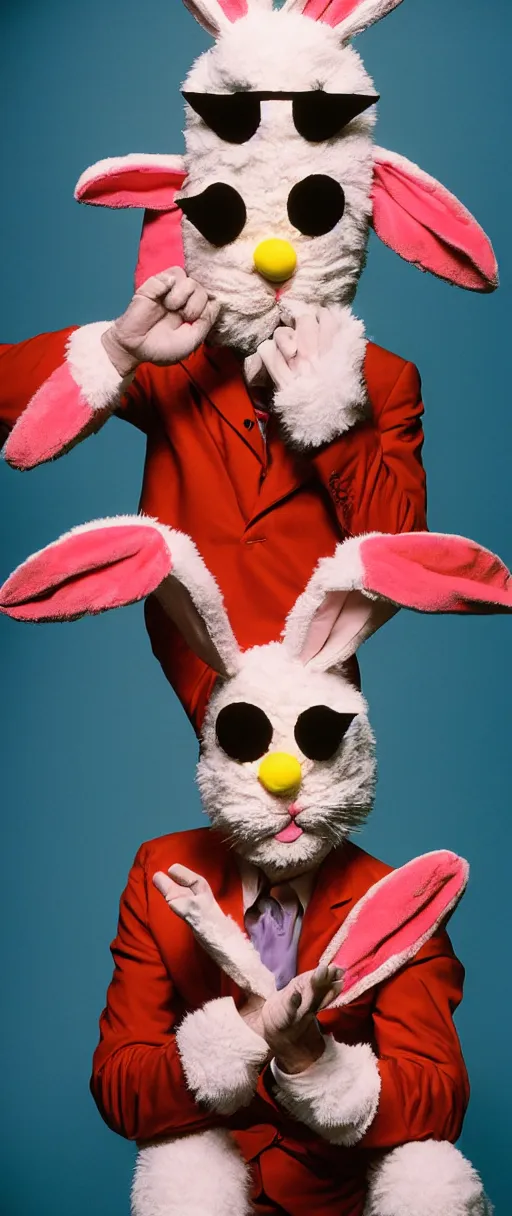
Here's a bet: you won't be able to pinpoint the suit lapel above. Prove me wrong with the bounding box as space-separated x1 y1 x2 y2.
183 346 266 464
247 416 310 525
182 346 309 523
297 844 356 974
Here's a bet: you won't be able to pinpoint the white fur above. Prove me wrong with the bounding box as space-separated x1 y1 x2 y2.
180 10 377 353
183 900 276 998
271 1033 380 1145
197 642 374 878
74 153 187 202
176 995 268 1113
66 323 133 411
335 0 404 44
282 532 393 669
132 1129 252 1216
271 305 367 446
363 1140 493 1216
154 524 241 677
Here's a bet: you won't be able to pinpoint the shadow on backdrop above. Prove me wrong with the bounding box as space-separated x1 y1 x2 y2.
0 1 510 1212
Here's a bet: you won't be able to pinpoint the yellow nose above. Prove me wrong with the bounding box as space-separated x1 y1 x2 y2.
253 239 297 283
258 752 302 797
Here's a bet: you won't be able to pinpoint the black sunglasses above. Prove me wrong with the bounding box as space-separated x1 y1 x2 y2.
182 89 379 145
215 701 357 764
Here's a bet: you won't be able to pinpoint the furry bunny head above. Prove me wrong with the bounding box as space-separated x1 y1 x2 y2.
2 520 511 878
75 0 497 354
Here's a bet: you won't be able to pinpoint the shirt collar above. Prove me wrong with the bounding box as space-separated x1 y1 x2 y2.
237 856 317 915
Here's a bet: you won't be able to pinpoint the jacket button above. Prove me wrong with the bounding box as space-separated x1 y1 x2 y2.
244 418 255 430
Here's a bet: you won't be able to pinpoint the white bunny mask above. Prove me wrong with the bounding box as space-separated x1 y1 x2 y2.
75 0 498 355
2 521 511 879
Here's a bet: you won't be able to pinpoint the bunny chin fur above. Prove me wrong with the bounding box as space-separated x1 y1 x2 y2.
180 10 376 357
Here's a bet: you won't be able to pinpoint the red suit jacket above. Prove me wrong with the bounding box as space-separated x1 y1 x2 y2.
0 333 426 729
92 830 468 1216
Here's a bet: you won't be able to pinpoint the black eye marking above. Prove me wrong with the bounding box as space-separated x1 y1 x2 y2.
183 92 261 144
215 702 273 763
182 90 378 146
287 175 345 237
295 706 357 762
179 183 247 247
292 92 379 142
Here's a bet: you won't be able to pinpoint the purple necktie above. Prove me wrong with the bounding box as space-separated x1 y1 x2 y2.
245 883 302 990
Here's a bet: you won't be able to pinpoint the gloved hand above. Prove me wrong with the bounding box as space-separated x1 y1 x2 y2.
245 302 367 449
239 964 342 1074
101 267 220 377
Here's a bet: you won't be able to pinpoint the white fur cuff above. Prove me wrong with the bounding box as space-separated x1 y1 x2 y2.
272 308 368 449
66 322 134 411
271 1035 380 1146
176 997 269 1116
364 1141 493 1216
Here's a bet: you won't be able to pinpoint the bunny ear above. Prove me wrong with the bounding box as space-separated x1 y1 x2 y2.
283 0 403 40
182 0 248 36
75 154 187 211
372 147 498 292
283 530 512 670
0 517 240 677
321 851 469 1008
75 155 188 285
135 210 186 286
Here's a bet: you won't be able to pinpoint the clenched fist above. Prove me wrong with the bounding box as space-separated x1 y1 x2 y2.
101 268 220 377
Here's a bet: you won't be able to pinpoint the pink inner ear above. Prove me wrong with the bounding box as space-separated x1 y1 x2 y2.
217 0 248 16
299 590 378 666
299 590 349 664
4 363 96 471
301 0 362 24
76 163 187 211
135 208 185 287
331 853 467 1002
372 153 498 292
0 526 172 621
361 532 512 613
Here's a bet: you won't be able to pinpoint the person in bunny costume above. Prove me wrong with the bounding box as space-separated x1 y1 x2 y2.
2 521 511 1215
0 0 498 729
0 2 504 1213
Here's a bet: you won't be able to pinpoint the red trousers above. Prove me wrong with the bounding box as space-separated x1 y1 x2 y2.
249 1142 369 1215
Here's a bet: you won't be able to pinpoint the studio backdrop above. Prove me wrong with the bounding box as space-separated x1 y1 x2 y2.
0 1 510 1213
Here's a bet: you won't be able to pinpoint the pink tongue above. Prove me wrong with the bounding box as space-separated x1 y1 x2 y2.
275 822 303 843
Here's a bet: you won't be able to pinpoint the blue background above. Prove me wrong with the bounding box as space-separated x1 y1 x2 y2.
0 1 510 1212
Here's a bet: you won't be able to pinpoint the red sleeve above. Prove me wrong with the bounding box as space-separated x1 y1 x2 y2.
0 331 74 442
91 848 222 1143
0 331 149 444
310 360 427 536
361 931 469 1148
